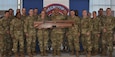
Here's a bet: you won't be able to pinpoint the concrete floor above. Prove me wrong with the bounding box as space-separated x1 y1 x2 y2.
10 48 115 57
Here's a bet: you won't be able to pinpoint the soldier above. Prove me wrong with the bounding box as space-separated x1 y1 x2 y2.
16 9 21 13
21 8 27 54
0 11 9 57
24 8 36 57
67 10 80 57
81 10 92 57
98 8 106 19
0 19 4 57
10 12 24 57
91 11 101 55
97 8 106 54
62 9 69 52
9 8 15 21
50 8 65 56
1 10 13 57
21 8 27 20
34 10 49 56
101 8 115 57
34 8 39 19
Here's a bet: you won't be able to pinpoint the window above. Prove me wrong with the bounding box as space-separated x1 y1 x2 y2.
0 0 22 15
89 0 115 16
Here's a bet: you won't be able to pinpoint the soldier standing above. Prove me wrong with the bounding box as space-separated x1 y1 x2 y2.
9 8 15 21
101 8 115 57
50 8 65 56
67 10 80 57
1 10 12 57
81 10 92 57
0 11 9 57
10 12 24 57
24 8 36 57
34 10 49 56
91 11 101 55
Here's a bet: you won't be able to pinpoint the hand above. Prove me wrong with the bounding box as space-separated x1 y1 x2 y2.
34 24 38 27
97 34 100 37
6 31 10 34
86 32 90 36
103 28 107 32
25 33 29 37
78 32 80 36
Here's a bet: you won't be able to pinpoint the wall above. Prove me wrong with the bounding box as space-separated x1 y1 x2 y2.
70 0 89 16
23 0 43 14
23 0 89 16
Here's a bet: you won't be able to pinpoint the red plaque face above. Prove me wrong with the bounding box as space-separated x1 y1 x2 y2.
45 4 69 16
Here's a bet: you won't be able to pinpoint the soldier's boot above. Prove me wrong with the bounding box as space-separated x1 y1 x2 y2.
14 53 19 57
101 50 107 56
1 54 4 57
76 51 79 57
86 51 91 57
70 50 74 55
92 50 98 56
44 50 48 56
52 49 56 56
32 51 36 55
28 53 33 57
57 50 61 56
109 52 112 57
40 51 44 56
94 50 98 55
20 52 25 57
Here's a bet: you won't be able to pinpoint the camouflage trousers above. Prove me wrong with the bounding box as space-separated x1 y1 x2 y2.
91 33 99 51
51 29 63 51
12 31 24 53
101 32 113 52
68 34 80 51
4 33 13 56
37 30 49 52
26 31 36 53
0 34 4 54
81 34 92 51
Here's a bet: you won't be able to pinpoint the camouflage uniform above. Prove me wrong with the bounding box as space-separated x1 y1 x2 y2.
62 15 69 51
21 15 27 53
67 16 80 55
1 17 12 56
68 16 80 56
81 17 92 52
97 15 106 53
36 16 49 56
0 19 5 56
24 16 36 54
9 15 15 21
91 17 101 54
101 16 115 53
10 18 24 54
50 14 65 55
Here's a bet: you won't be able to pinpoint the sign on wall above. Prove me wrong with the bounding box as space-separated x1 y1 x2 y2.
43 0 69 15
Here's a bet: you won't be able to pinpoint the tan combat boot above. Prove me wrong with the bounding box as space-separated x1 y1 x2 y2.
76 51 79 57
44 50 48 56
86 51 91 57
52 49 56 56
15 53 19 57
28 53 33 57
1 54 4 57
57 50 61 56
101 50 107 56
20 52 25 57
40 51 44 56
70 50 74 55
109 52 112 57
